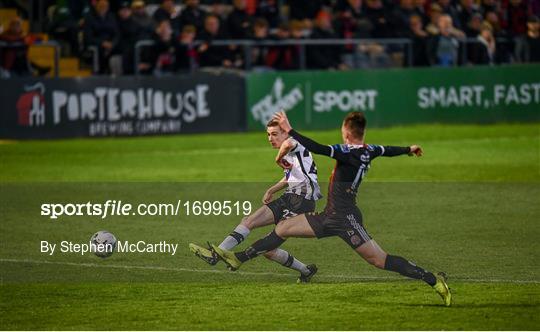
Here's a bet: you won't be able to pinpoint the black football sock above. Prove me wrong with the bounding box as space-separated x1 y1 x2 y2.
235 230 286 262
384 254 437 286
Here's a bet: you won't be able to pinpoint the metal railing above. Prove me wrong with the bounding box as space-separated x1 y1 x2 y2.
87 45 100 73
134 38 413 75
0 40 60 77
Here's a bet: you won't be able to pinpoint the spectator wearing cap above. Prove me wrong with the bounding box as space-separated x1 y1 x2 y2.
83 0 119 73
307 10 346 69
178 0 207 36
131 0 154 40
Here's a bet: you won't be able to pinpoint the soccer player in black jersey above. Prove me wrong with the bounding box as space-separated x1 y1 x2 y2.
211 111 452 306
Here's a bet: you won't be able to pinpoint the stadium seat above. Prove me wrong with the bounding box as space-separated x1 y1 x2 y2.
27 45 56 77
0 8 18 27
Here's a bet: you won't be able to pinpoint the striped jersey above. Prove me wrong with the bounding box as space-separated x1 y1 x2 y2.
282 138 323 201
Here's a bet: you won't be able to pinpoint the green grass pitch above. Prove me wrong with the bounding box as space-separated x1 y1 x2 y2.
0 123 539 330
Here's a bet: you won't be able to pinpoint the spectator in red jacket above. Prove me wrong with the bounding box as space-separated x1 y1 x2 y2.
0 17 31 77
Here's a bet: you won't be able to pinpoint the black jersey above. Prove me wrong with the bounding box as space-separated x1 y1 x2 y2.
289 129 411 214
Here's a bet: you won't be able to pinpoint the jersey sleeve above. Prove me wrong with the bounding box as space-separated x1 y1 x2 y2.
288 129 333 157
366 145 385 159
287 138 300 153
367 144 411 159
328 144 358 164
288 129 357 165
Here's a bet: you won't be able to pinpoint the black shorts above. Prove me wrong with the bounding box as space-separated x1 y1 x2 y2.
305 210 372 249
266 193 316 224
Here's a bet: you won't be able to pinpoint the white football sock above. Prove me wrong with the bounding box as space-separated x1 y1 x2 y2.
268 248 310 275
218 224 250 250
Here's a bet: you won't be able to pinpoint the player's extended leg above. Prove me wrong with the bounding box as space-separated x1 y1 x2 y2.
219 205 275 250
211 214 316 271
219 205 316 280
189 205 274 265
355 239 452 306
263 248 318 283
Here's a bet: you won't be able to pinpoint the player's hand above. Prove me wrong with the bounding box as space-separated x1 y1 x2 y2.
262 190 273 204
276 158 293 169
272 111 292 133
409 145 423 157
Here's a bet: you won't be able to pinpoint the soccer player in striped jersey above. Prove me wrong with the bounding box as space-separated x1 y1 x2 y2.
211 111 452 306
189 119 322 283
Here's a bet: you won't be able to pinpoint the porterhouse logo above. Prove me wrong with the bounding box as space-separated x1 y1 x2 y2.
16 82 46 127
251 78 303 126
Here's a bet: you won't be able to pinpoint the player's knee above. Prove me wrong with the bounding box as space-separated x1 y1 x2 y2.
274 223 289 239
263 250 276 260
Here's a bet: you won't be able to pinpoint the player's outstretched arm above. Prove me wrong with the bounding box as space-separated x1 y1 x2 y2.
378 145 423 157
262 176 288 204
272 112 333 157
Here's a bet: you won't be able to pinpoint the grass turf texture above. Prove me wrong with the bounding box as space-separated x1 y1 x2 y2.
1 123 539 330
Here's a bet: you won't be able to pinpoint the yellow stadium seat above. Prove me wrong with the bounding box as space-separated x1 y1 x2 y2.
28 44 57 77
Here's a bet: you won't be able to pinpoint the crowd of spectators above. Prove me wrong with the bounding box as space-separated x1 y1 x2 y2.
1 0 540 76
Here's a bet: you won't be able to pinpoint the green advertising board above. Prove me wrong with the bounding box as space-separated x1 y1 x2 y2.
246 65 540 130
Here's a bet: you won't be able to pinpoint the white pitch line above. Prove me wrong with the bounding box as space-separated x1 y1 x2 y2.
1 258 539 284
1 258 390 280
